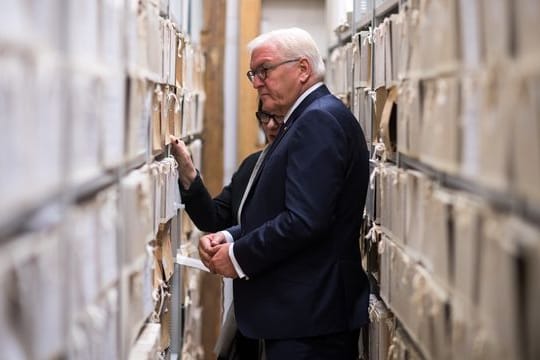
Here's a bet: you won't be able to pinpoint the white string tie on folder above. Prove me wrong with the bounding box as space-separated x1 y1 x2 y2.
369 142 387 190
365 224 382 245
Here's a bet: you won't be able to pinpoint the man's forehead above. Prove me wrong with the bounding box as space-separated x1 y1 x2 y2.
251 45 279 65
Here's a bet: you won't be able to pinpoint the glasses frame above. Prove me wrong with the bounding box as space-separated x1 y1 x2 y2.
256 110 285 125
246 58 301 83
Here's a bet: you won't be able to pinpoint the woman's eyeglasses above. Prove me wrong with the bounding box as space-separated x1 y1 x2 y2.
256 111 285 125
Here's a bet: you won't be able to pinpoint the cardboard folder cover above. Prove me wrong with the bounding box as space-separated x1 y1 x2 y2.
428 0 459 74
420 76 460 174
451 296 481 360
195 92 206 134
512 72 540 204
101 0 124 67
379 166 391 233
352 33 362 88
355 89 371 149
169 25 177 86
420 78 459 173
359 31 372 88
345 43 354 93
127 78 149 160
35 54 63 198
384 18 394 88
480 0 512 65
479 213 525 360
453 194 484 302
406 8 421 78
97 188 120 288
398 80 421 158
161 19 171 84
176 35 185 88
166 87 181 141
135 0 149 72
378 235 392 306
17 230 64 359
70 70 101 184
460 74 482 180
374 23 386 90
390 243 416 339
394 170 407 244
102 74 126 168
10 234 44 359
515 0 540 58
389 14 401 82
434 77 460 174
478 68 512 191
64 204 98 321
411 266 449 360
67 0 98 62
395 9 410 80
405 170 426 256
0 255 28 359
508 217 540 360
151 85 164 153
147 3 161 78
423 188 453 287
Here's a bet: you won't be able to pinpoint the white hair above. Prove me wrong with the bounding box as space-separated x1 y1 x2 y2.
247 27 326 81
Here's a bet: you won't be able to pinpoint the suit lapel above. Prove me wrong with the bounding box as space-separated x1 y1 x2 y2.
244 85 332 202
265 85 331 160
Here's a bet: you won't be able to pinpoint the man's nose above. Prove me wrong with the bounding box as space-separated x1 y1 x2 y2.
252 76 264 88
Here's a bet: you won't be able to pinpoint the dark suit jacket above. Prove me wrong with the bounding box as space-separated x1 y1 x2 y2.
180 151 261 232
229 85 370 340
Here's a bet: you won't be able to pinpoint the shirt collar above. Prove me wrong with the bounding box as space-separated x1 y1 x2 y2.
283 82 324 124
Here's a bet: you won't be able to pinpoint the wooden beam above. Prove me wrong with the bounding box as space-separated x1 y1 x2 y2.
201 0 225 197
237 0 262 162
200 1 226 359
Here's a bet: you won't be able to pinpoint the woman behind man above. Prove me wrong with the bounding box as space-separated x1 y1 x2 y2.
170 102 283 359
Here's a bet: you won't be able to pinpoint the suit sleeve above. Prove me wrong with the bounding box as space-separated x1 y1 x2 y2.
180 152 260 232
181 171 234 232
233 109 349 276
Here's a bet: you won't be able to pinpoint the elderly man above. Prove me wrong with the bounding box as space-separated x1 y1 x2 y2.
199 27 370 359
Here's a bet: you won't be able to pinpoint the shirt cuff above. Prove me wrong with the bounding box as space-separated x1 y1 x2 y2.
221 232 248 280
220 230 234 243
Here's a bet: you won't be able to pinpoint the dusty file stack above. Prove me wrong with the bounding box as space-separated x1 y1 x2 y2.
0 0 206 359
328 0 540 358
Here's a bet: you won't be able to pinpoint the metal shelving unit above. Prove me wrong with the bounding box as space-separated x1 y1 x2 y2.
375 0 399 18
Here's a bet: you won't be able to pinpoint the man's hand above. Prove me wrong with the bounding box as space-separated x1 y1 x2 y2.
210 243 238 279
198 232 226 268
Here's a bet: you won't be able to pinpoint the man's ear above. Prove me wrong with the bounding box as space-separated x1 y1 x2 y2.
298 58 311 83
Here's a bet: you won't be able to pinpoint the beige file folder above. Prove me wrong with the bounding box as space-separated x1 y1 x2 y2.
453 194 484 302
479 213 525 359
515 0 540 59
480 0 512 65
512 72 540 204
477 68 512 191
152 84 164 153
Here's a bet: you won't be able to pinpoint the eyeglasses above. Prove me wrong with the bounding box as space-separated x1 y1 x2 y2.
256 111 285 125
246 58 300 83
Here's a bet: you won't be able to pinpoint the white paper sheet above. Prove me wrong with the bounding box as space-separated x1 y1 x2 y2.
176 254 210 273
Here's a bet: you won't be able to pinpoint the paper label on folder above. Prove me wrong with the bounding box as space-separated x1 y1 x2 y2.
176 254 210 272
